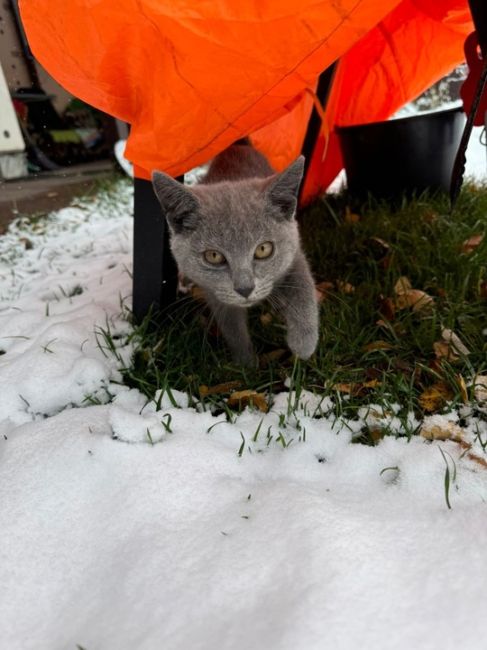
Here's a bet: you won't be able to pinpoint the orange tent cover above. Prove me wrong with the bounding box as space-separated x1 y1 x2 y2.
20 0 472 202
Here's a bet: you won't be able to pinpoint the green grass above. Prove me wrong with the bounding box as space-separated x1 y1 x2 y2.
106 184 487 432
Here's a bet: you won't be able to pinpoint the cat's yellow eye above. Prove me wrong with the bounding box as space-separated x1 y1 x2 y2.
254 241 274 259
204 249 226 265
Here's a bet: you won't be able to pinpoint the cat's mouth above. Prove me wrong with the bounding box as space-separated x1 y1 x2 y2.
217 291 268 307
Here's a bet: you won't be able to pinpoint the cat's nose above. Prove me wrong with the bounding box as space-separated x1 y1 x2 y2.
235 284 254 298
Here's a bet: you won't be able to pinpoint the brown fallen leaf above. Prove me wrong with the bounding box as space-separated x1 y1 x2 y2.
333 379 381 396
461 233 484 255
227 390 268 413
363 340 395 353
378 297 396 321
315 281 334 303
418 382 454 413
456 374 468 404
434 329 470 361
395 289 434 312
393 276 434 313
473 375 487 403
442 328 470 356
344 206 360 224
199 381 242 397
394 276 412 295
433 340 459 362
336 280 355 294
19 237 33 250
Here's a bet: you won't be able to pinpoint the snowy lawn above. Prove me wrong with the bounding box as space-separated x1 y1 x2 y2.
1 179 487 650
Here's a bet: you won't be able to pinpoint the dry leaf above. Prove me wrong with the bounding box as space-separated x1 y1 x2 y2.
199 381 242 396
344 206 360 224
442 328 470 356
19 237 33 250
227 390 268 413
394 276 412 295
456 374 468 404
363 340 395 352
420 420 464 442
473 375 487 403
418 383 453 412
378 297 396 321
395 289 434 312
461 233 484 254
368 236 390 251
433 340 459 362
333 379 381 396
336 280 355 294
392 277 434 313
315 281 334 302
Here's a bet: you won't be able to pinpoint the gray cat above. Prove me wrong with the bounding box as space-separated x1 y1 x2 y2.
152 141 319 366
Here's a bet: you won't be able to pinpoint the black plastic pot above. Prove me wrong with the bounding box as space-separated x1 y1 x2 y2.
336 106 465 200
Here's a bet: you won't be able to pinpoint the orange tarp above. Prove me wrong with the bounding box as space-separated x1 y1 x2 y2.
20 1 472 202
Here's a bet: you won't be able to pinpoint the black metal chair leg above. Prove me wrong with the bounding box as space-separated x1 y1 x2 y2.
132 176 179 322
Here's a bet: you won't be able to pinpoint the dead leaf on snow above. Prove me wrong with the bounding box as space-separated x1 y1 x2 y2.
420 420 464 442
461 233 484 255
227 390 268 413
473 375 487 403
418 382 454 412
421 425 487 470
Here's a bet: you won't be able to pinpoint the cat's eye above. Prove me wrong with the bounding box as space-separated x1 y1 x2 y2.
254 241 274 259
204 249 226 265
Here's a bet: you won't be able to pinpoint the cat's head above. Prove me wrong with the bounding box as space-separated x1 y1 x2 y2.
152 157 304 306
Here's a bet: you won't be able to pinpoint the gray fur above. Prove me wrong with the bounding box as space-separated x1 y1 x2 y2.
152 143 319 365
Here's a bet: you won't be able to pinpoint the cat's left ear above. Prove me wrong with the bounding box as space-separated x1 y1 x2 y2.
264 156 305 220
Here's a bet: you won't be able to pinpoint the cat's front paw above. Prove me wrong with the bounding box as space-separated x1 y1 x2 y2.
287 325 319 361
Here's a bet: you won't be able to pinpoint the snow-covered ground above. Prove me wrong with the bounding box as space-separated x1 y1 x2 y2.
1 148 487 649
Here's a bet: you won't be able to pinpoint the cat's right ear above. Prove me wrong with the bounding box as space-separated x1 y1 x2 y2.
152 171 200 233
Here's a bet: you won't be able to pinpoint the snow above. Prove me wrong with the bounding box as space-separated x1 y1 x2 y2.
1 181 487 650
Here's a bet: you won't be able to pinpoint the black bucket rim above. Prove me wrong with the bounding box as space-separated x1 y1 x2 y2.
335 104 464 134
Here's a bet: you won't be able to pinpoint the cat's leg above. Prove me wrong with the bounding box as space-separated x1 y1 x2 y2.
205 293 256 366
272 252 319 360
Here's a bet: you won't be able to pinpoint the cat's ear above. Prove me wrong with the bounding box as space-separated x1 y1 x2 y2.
264 156 305 220
152 171 200 233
